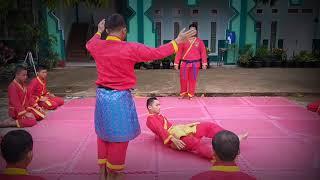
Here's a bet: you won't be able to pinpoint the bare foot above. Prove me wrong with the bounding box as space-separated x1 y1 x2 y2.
107 171 125 180
188 94 194 100
0 119 17 128
238 132 249 141
99 166 107 180
179 93 188 99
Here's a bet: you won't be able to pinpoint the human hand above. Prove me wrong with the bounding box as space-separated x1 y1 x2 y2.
25 112 35 119
40 96 48 102
174 64 179 70
202 64 207 70
175 28 197 44
97 19 106 33
171 137 186 150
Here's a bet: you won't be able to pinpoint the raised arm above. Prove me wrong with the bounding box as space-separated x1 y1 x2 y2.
130 28 196 63
86 19 105 53
130 41 178 63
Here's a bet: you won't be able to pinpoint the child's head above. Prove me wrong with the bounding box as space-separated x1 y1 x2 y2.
37 66 48 80
14 65 28 83
1 130 33 167
146 97 160 114
212 130 240 162
189 23 198 37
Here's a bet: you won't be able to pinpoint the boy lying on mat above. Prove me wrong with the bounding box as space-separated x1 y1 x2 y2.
146 97 248 161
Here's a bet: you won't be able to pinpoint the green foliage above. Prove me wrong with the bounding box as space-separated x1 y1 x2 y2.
239 44 254 57
255 46 269 58
0 0 14 17
15 24 42 52
41 50 59 69
254 0 278 6
294 51 316 62
0 63 17 81
43 0 111 10
271 48 287 61
238 44 254 66
162 54 175 63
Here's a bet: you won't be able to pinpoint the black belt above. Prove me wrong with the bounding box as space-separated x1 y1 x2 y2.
97 86 114 90
97 86 134 91
181 59 201 63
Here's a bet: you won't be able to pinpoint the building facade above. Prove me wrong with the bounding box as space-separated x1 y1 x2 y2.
1 0 319 64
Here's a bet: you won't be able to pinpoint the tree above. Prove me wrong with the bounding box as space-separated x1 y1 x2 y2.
43 0 111 10
0 1 15 36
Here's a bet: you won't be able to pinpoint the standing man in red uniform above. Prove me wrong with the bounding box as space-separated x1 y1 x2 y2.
0 65 45 128
174 23 208 99
191 130 256 180
86 14 196 180
28 66 64 110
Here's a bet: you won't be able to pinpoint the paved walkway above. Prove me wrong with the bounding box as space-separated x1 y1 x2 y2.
0 67 319 120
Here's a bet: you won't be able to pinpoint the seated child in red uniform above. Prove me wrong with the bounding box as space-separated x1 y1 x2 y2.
28 66 64 110
0 65 45 128
191 130 256 180
0 130 45 180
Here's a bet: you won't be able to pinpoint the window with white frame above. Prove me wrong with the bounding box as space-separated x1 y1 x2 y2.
174 22 180 38
190 8 199 17
211 9 218 15
154 9 163 17
172 8 182 17
155 21 162 47
256 9 263 14
210 22 217 53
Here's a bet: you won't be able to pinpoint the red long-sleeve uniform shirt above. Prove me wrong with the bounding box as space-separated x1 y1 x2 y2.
86 34 178 90
174 37 207 68
146 114 173 145
8 80 35 119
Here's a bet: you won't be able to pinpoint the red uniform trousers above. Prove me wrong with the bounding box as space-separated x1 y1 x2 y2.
179 66 200 97
179 122 224 159
14 107 45 128
39 96 64 110
97 137 129 172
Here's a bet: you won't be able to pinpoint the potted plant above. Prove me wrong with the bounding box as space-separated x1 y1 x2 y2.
142 62 153 69
314 59 320 67
134 62 143 69
162 54 174 69
251 56 263 68
41 51 59 70
295 51 313 68
255 46 269 68
152 60 161 69
271 48 286 67
238 44 254 67
313 52 320 67
302 52 316 67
